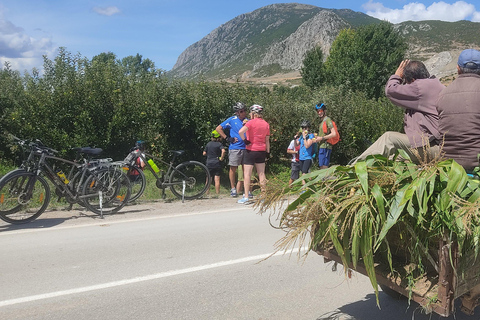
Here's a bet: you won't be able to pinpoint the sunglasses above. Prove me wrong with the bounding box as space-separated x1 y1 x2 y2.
238 109 246 113
315 103 325 110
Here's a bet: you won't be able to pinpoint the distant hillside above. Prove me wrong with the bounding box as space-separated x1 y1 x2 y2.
169 3 480 82
169 3 379 80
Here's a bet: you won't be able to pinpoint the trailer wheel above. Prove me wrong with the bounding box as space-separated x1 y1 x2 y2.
379 284 408 300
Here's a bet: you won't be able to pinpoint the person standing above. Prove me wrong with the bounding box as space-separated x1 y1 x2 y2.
313 103 338 169
297 120 315 179
437 49 480 172
216 102 248 197
287 134 301 186
237 105 270 204
352 60 445 164
203 130 226 195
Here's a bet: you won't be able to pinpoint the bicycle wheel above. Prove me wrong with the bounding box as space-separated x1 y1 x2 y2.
169 161 210 200
0 172 51 224
126 165 146 202
81 167 131 215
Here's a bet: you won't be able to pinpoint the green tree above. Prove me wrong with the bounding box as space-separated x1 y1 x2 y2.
324 22 407 99
300 46 325 89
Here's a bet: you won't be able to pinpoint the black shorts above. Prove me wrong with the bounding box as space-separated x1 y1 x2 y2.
243 150 267 165
207 167 221 177
300 159 312 174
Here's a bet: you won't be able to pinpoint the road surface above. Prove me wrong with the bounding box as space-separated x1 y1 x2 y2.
0 197 477 319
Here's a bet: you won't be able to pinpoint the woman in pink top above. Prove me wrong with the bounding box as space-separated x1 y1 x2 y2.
237 104 270 204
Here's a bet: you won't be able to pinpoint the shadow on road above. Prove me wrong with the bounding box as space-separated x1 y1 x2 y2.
0 204 157 231
316 293 478 320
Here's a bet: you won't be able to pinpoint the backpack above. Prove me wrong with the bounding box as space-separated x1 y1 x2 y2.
322 119 340 145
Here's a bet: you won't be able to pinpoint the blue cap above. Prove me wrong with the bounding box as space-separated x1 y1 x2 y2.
458 49 480 69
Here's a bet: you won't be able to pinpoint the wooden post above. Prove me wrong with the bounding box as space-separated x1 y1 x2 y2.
437 232 457 317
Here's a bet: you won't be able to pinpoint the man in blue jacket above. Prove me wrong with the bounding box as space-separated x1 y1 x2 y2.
216 102 248 197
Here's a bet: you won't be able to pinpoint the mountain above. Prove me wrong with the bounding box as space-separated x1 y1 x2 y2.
395 20 480 80
169 3 480 82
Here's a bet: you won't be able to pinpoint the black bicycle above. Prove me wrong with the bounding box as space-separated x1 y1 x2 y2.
0 138 131 224
122 144 210 202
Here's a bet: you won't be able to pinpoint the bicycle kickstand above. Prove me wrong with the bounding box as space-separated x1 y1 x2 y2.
182 180 185 203
99 190 103 219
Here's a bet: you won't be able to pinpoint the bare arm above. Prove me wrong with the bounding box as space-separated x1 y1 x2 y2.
265 135 270 153
215 125 227 140
315 127 337 143
303 131 313 148
239 125 248 137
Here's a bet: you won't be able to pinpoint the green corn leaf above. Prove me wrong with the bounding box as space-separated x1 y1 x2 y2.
371 183 386 222
375 185 409 249
354 161 369 196
360 220 379 304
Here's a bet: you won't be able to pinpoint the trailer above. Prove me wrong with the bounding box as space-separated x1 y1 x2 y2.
315 232 480 317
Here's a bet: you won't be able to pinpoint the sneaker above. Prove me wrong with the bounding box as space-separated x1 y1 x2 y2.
237 197 249 204
248 192 253 199
230 188 237 197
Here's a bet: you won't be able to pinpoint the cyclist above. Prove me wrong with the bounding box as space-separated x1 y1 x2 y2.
203 130 226 195
215 102 248 197
313 103 338 169
237 104 269 204
296 120 315 184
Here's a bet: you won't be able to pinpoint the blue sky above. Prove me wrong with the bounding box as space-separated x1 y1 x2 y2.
1 0 479 73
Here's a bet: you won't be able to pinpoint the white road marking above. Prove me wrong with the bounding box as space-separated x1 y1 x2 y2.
0 247 307 307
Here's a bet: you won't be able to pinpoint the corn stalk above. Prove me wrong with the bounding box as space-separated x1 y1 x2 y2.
256 154 480 303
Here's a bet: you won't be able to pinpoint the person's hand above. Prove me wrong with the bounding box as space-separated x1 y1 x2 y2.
227 137 237 144
243 139 251 145
395 59 410 78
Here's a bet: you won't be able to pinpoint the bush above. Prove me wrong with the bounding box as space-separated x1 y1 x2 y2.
0 49 404 169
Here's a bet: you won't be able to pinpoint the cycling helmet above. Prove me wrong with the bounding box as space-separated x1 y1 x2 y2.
135 140 146 151
300 120 310 128
211 130 220 138
315 103 326 110
232 102 246 112
250 104 264 114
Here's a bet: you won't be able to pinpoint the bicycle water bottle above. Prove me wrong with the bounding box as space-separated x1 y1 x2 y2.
148 159 160 173
56 170 69 184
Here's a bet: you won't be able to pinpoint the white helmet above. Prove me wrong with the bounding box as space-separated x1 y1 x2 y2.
250 104 264 114
232 102 246 112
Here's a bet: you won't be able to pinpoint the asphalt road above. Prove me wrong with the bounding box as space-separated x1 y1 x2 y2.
0 198 478 320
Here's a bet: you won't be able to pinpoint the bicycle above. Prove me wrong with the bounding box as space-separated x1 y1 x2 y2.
122 144 211 202
0 138 131 224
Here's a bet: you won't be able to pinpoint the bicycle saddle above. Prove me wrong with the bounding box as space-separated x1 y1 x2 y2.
73 147 103 155
169 150 185 157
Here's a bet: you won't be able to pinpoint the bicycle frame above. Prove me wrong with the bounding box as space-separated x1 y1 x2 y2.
135 152 183 188
29 149 108 204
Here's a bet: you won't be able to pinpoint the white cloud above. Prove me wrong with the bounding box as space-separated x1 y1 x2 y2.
0 13 56 72
363 1 480 23
93 6 121 16
473 11 480 22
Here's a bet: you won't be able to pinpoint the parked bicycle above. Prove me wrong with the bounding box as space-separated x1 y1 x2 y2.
0 137 131 224
122 141 211 202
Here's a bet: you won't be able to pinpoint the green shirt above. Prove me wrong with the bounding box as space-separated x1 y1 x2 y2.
318 116 334 150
